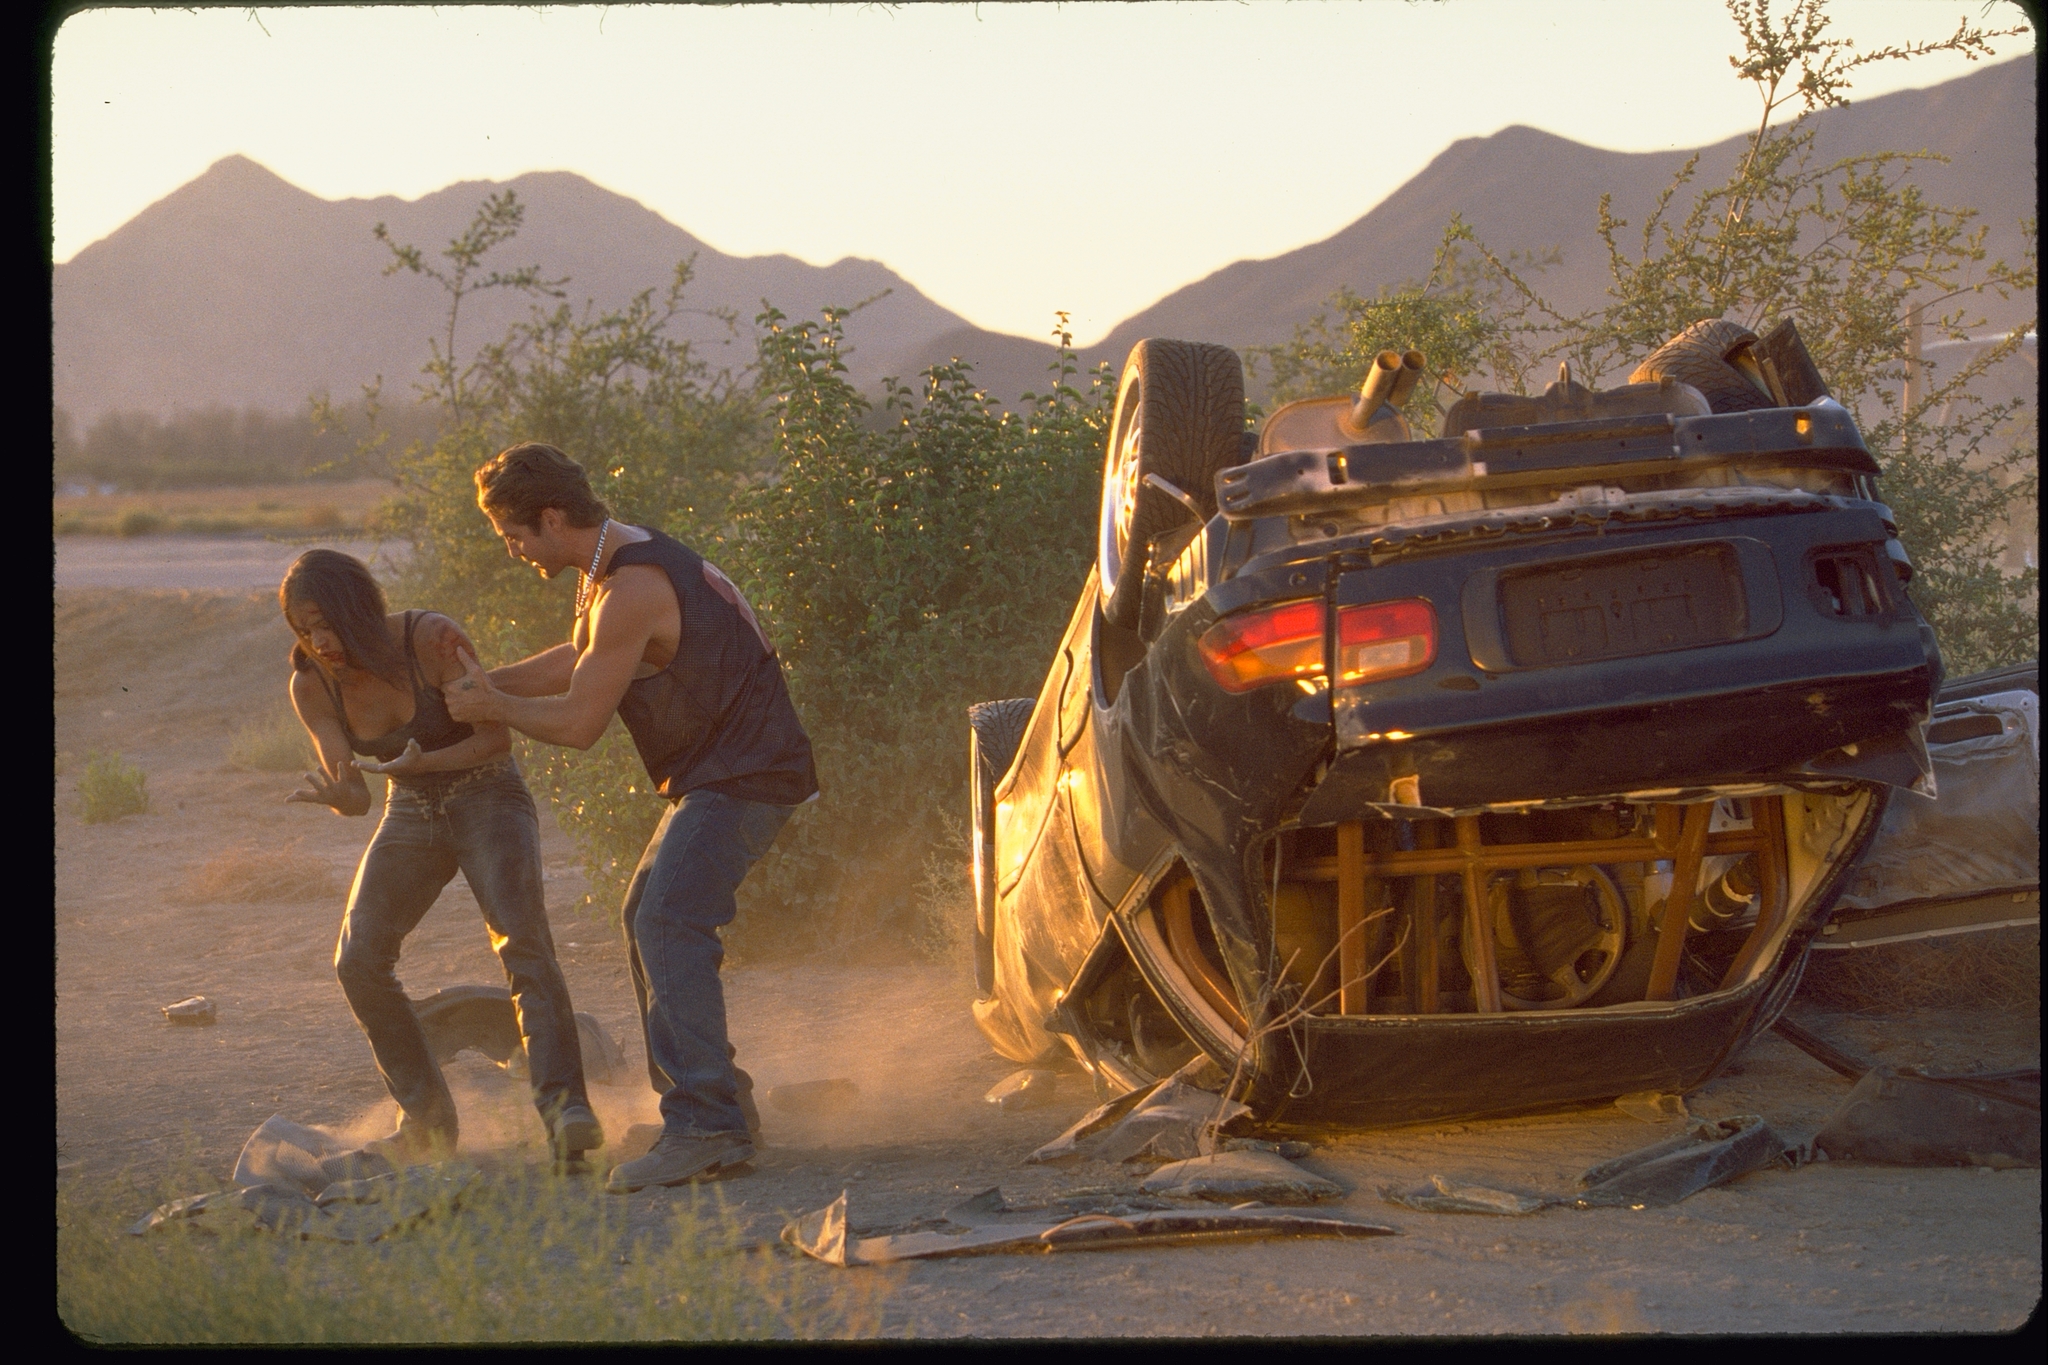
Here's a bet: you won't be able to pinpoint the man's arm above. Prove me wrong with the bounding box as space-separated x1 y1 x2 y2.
486 642 580 698
444 568 665 749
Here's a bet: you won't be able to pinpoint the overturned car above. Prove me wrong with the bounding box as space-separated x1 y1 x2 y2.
966 319 2039 1127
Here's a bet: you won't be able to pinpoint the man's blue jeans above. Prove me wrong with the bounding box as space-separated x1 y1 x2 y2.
622 789 793 1138
335 757 590 1143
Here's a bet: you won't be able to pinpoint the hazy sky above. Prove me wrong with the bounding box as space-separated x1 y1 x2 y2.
50 1 2032 344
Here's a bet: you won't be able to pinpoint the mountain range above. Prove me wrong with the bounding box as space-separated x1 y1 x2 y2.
52 54 2033 422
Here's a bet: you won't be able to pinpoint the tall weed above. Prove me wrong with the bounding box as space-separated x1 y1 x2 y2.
59 1162 890 1343
79 751 149 823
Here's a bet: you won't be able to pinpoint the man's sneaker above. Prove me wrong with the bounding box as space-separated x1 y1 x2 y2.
605 1131 754 1194
553 1105 606 1159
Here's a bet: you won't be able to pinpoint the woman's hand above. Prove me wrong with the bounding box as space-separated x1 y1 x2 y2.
355 738 427 779
286 760 368 815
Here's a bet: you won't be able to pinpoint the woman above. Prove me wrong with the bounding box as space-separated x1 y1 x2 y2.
280 549 602 1165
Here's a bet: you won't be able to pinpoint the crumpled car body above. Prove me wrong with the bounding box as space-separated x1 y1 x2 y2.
966 328 2035 1127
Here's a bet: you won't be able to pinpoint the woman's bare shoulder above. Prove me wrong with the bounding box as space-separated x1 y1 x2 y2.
411 612 474 681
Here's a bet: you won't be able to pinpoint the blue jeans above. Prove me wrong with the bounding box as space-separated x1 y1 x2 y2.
334 756 589 1143
621 789 793 1138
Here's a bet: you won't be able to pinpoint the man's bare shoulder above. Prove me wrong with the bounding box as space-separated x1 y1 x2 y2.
590 564 675 639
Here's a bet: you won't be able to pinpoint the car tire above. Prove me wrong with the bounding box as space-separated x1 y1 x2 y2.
1098 338 1246 629
968 697 1034 997
1629 319 1775 413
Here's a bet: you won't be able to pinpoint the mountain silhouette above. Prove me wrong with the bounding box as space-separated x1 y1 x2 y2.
53 54 2033 421
54 161 971 421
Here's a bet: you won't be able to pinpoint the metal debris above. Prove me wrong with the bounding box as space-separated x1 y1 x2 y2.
1140 1148 1342 1204
779 1189 1394 1266
408 984 628 1086
1027 1079 1249 1165
1381 1174 1553 1215
1574 1114 1794 1208
232 1113 389 1194
984 1069 1059 1112
1813 1066 2041 1168
161 996 215 1025
134 1113 480 1242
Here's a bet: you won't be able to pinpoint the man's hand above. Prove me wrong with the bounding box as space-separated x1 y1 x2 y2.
287 761 366 815
356 738 427 778
444 647 502 724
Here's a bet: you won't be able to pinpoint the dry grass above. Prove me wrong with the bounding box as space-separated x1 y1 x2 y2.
176 843 340 905
60 1157 894 1343
53 479 394 537
79 752 150 823
226 710 316 773
1800 924 2041 1015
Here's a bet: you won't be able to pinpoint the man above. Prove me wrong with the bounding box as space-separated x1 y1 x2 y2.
444 441 818 1193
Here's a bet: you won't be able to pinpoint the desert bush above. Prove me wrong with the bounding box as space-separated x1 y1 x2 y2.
1251 0 2036 674
79 751 149 823
116 509 164 537
58 1160 890 1343
175 843 340 905
226 710 316 773
718 311 1113 955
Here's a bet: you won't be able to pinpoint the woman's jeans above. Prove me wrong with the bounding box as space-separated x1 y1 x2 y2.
335 756 590 1143
622 789 794 1139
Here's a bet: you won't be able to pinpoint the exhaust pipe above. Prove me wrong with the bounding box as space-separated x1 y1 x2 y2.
1342 349 1426 440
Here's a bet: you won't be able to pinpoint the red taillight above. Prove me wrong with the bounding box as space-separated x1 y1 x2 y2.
1198 598 1326 693
1336 599 1436 685
1197 597 1437 694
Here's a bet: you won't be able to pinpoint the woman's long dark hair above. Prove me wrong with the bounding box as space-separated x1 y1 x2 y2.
279 550 408 687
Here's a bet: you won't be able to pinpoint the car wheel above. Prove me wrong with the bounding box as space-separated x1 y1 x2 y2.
1097 338 1246 629
968 697 1034 997
1629 319 1776 413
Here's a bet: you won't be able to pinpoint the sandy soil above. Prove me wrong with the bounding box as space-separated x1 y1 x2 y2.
55 583 2041 1337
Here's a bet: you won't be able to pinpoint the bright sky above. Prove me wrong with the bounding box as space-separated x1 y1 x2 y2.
49 1 2032 345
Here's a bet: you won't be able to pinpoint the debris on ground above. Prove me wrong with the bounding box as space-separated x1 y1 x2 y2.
1574 1114 1794 1208
1027 1079 1249 1165
984 1069 1059 1112
1139 1148 1343 1203
765 1077 859 1115
778 1188 1394 1266
132 1113 481 1242
1614 1091 1690 1123
160 996 215 1025
408 984 628 1085
1381 1174 1553 1215
1813 1066 2041 1168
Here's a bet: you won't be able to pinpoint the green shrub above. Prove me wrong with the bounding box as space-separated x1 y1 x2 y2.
1250 0 2037 675
116 509 164 537
720 310 1113 955
58 1161 889 1343
79 751 149 823
226 711 316 773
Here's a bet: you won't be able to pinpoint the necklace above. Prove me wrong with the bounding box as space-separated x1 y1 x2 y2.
575 518 612 617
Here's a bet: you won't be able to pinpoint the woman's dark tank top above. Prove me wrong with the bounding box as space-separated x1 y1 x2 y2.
602 528 818 806
315 611 475 761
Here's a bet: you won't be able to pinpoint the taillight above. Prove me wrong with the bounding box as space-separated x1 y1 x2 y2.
1198 599 1325 692
1336 599 1436 685
1197 598 1437 693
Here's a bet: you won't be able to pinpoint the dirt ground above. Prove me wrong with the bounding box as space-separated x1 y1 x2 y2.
54 572 2042 1337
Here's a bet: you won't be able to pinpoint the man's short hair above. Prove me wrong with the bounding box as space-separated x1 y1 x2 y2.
474 442 611 530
